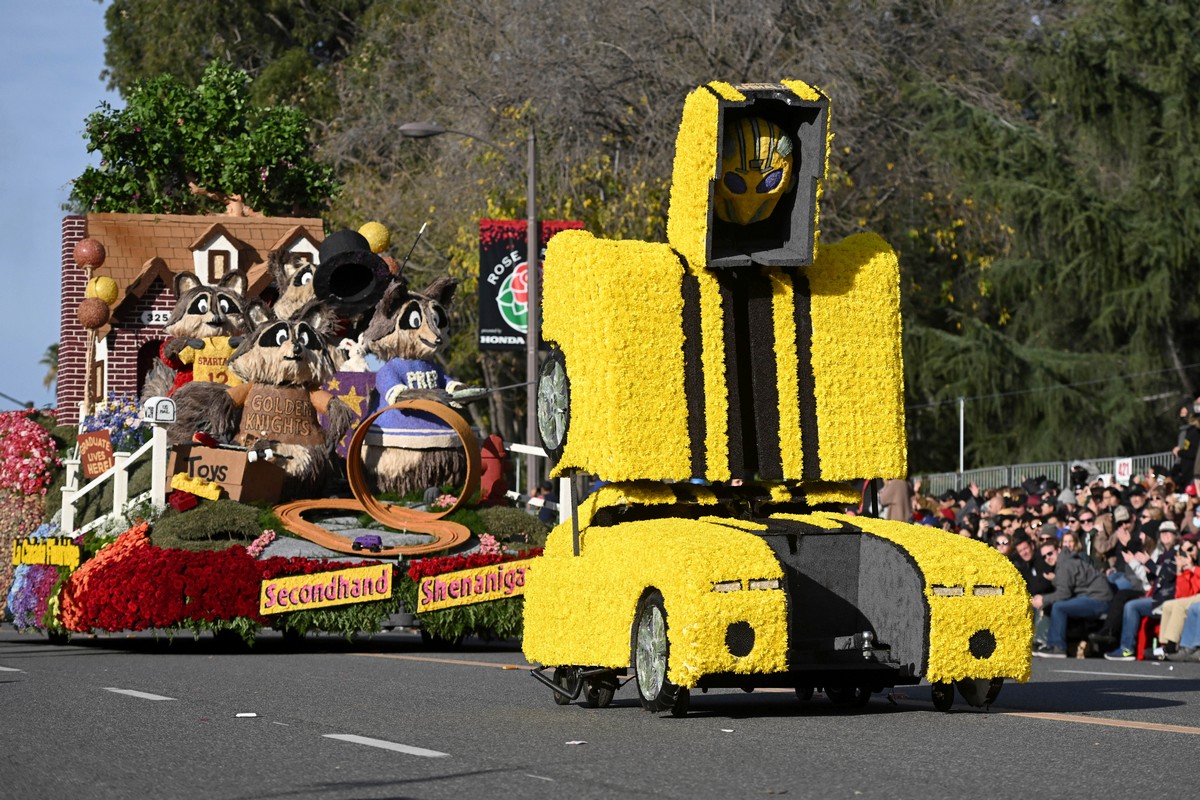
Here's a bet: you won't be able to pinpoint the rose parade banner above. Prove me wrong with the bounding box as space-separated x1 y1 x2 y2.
478 219 584 351
259 564 392 615
417 561 532 612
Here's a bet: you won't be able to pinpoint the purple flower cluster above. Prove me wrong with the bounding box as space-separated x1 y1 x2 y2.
80 393 148 452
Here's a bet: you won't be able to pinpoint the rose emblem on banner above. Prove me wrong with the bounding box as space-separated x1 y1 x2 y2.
496 260 529 333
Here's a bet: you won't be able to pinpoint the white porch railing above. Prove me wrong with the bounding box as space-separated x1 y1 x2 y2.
60 426 170 534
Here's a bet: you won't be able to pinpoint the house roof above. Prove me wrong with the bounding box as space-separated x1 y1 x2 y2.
80 212 325 336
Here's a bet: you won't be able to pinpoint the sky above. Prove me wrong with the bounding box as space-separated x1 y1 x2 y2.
0 1 116 411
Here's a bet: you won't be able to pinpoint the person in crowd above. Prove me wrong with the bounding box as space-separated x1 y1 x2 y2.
1161 534 1200 658
1032 538 1113 658
532 480 558 526
1091 486 1122 566
1061 528 1086 556
1011 534 1054 596
1172 399 1200 490
1103 521 1180 660
1167 595 1200 662
1088 507 1152 650
878 477 914 522
991 530 1014 559
1076 511 1100 557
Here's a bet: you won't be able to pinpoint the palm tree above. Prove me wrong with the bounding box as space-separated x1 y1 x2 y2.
40 343 58 389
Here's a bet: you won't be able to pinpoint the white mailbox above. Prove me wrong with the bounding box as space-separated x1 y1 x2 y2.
142 395 177 424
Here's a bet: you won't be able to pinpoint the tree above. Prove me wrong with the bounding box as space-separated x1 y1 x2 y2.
910 0 1200 467
40 344 58 390
320 0 1059 447
70 60 339 216
101 0 376 121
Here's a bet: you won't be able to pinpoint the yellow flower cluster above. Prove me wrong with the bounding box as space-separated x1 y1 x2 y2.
804 233 907 480
170 472 222 501
845 514 1032 683
666 81 743 270
541 233 692 480
523 515 789 688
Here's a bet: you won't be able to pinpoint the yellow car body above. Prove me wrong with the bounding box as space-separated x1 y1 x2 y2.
523 485 1032 693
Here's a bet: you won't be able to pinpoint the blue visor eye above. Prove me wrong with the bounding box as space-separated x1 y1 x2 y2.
757 169 783 193
723 172 747 194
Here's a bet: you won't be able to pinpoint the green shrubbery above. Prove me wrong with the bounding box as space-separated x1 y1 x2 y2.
150 500 262 551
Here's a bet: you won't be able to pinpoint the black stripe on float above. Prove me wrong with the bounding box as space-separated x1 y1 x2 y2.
678 260 707 479
717 270 748 480
791 269 821 479
746 270 783 480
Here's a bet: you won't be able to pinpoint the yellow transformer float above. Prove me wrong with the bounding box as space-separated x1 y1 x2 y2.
523 81 1031 714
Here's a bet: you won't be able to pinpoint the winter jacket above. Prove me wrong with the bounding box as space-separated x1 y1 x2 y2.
1041 550 1114 605
1010 553 1054 596
1149 546 1180 606
1177 566 1200 600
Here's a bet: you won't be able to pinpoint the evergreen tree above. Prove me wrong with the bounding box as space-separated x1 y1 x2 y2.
909 0 1200 468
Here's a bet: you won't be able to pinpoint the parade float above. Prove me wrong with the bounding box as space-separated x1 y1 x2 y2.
519 80 1032 714
4 78 1031 716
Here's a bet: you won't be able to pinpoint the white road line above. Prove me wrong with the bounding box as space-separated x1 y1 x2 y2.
525 774 555 782
1053 669 1176 680
0 666 23 672
323 734 449 758
103 687 176 701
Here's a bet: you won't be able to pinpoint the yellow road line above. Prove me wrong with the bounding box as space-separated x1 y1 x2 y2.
1001 711 1200 736
350 652 534 670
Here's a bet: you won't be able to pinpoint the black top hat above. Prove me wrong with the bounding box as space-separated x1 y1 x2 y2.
313 229 391 316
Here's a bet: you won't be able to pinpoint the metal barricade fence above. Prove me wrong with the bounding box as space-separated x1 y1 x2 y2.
919 452 1176 496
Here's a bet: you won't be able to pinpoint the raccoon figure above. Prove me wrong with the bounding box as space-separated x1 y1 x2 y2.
174 302 355 500
267 249 317 321
361 276 472 497
144 270 252 398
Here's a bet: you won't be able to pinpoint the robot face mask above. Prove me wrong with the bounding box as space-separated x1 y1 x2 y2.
715 117 794 226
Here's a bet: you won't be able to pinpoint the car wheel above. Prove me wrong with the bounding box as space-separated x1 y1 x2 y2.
795 685 814 702
536 349 570 466
632 590 687 714
931 681 954 712
826 685 871 708
584 678 616 709
553 667 579 706
956 677 1004 709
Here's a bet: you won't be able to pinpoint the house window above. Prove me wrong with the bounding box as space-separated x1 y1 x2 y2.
209 250 230 281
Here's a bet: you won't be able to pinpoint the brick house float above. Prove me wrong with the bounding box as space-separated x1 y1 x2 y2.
58 213 325 425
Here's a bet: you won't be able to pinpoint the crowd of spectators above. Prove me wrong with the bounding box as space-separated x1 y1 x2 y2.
882 447 1200 661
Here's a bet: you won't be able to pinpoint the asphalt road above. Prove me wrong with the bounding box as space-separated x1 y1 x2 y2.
3 628 1200 799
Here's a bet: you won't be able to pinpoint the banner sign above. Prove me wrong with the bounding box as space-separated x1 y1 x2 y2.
478 219 584 351
417 560 533 612
12 537 82 570
78 430 115 480
259 564 393 615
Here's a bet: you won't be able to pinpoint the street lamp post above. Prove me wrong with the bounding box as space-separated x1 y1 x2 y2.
399 121 542 497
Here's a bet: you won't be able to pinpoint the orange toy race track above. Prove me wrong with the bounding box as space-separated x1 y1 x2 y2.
273 399 482 557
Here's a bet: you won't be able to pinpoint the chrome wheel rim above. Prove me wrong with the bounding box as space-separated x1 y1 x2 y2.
636 605 667 701
537 359 568 450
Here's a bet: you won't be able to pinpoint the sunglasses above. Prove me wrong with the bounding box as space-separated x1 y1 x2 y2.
1080 518 1095 524
995 539 1011 546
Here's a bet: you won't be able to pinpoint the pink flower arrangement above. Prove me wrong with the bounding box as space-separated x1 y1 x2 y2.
0 411 61 496
246 529 277 558
430 493 458 511
478 533 502 555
